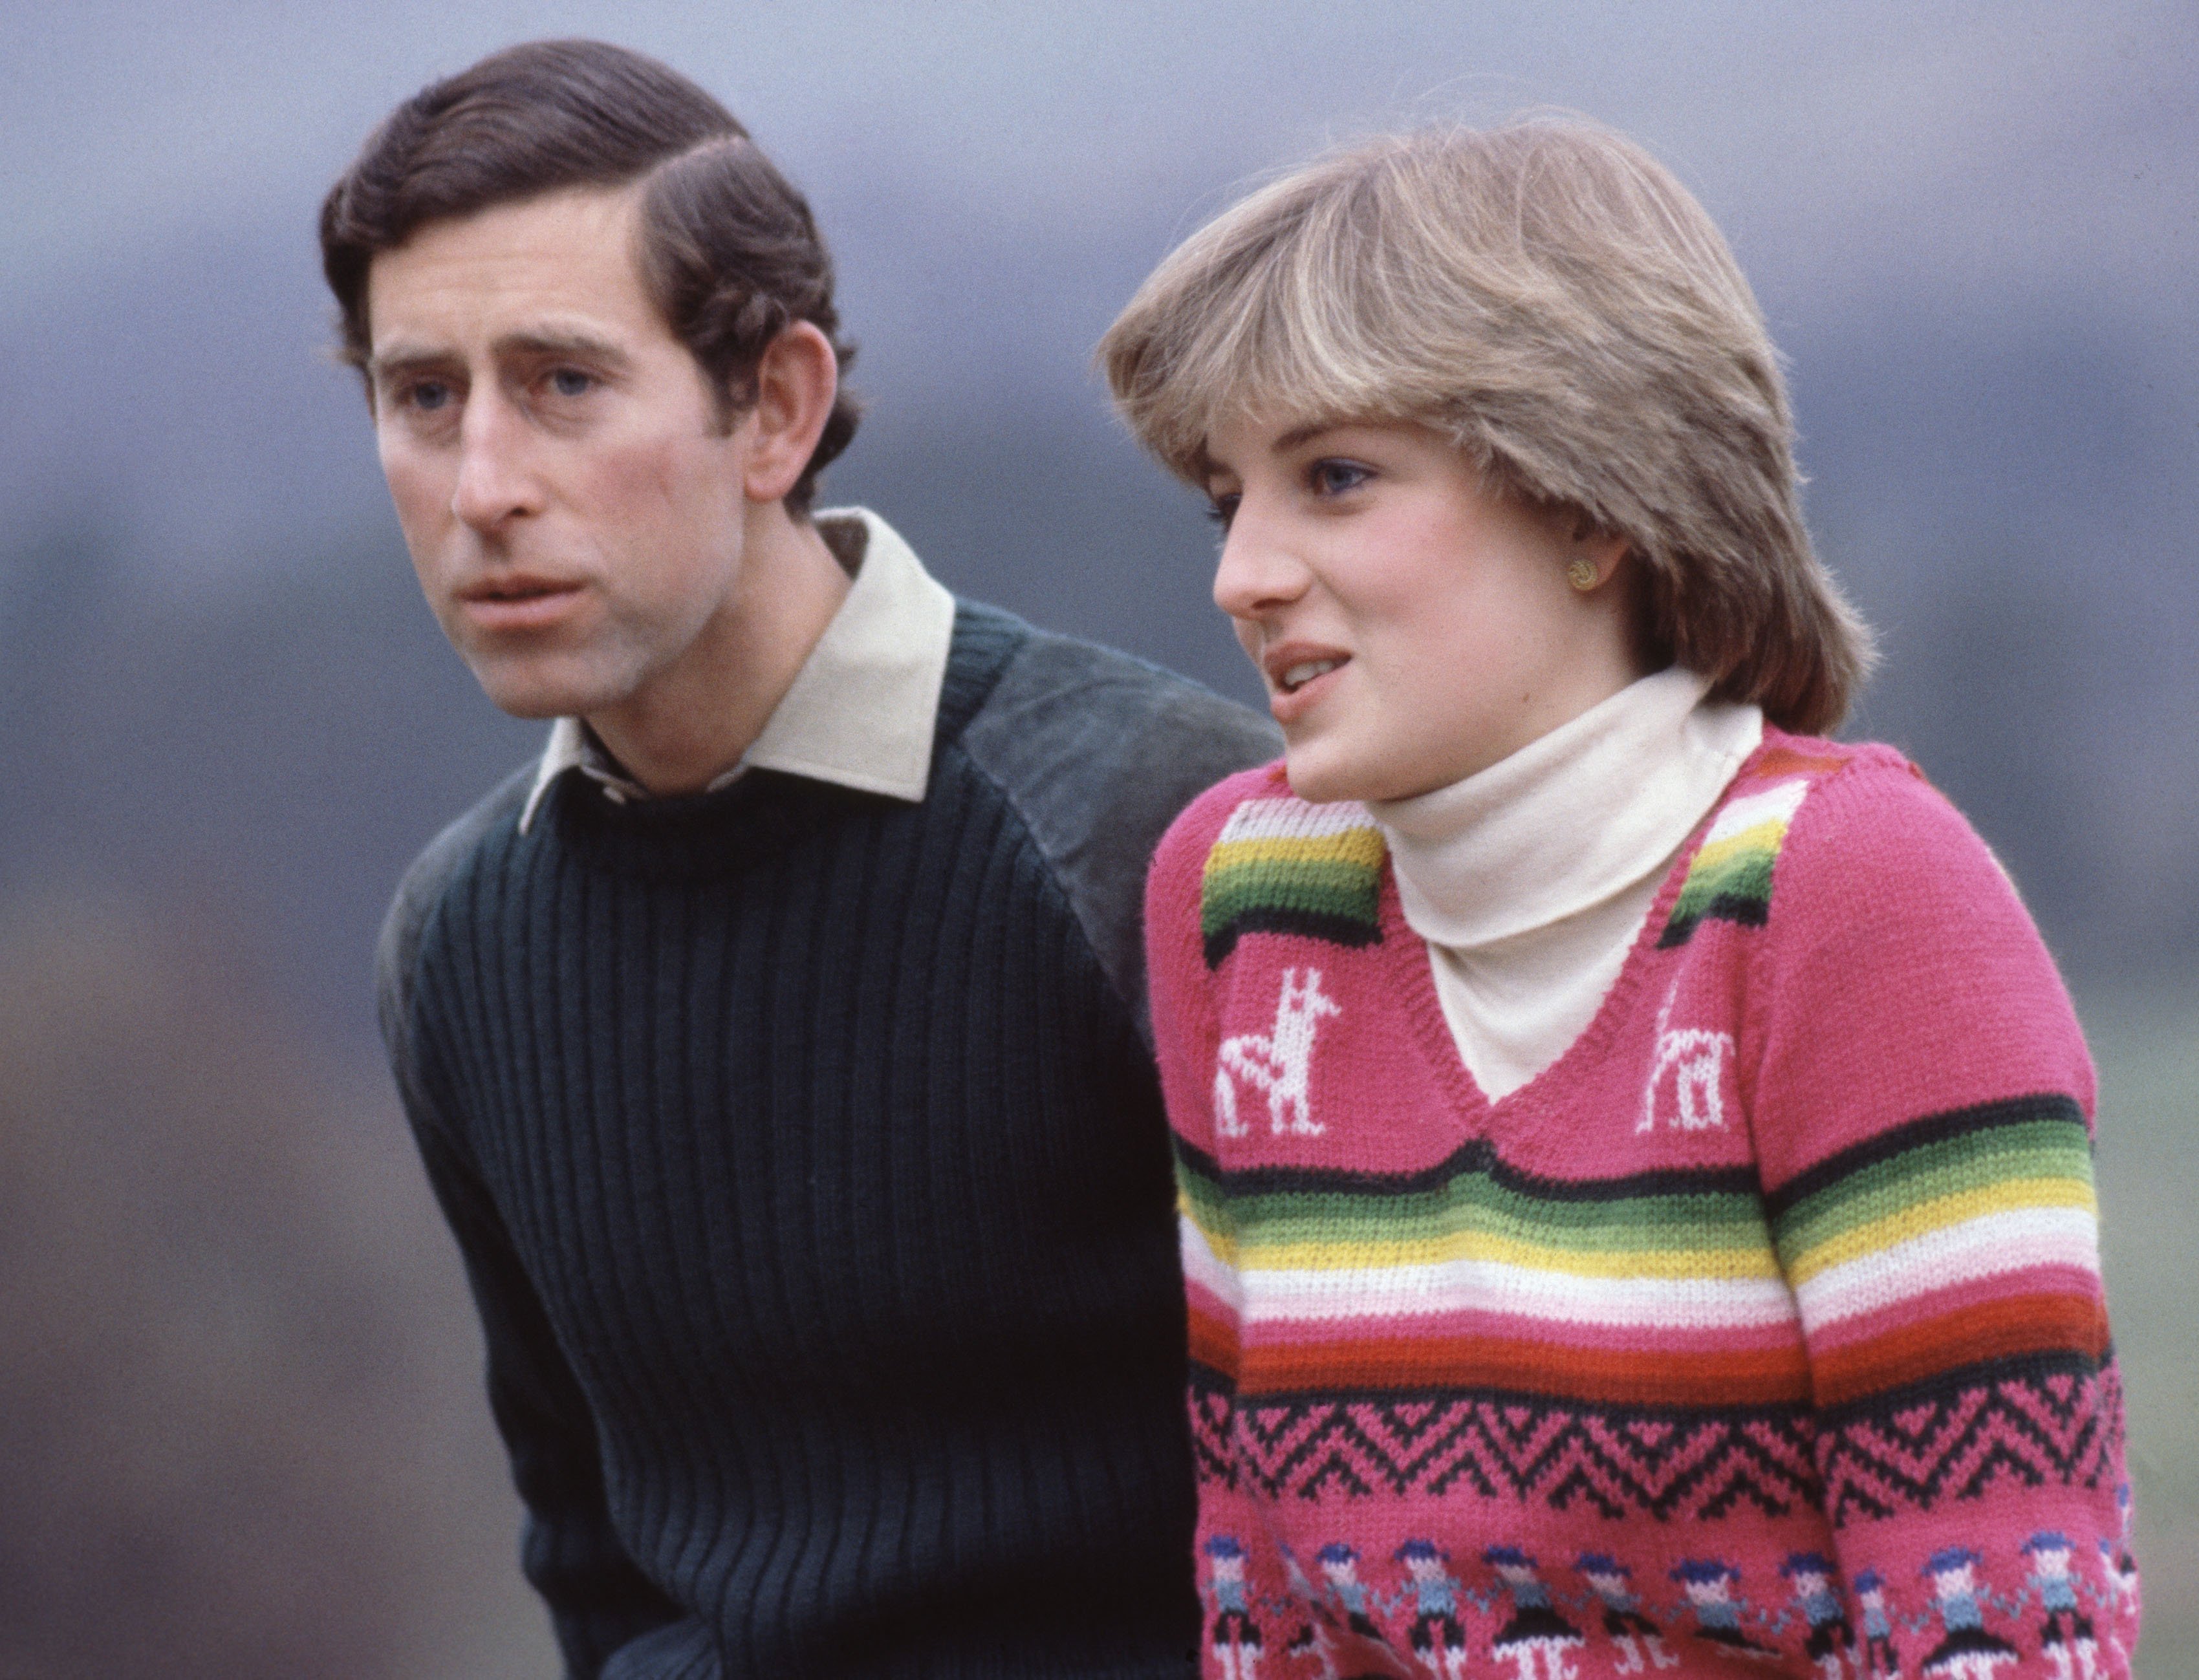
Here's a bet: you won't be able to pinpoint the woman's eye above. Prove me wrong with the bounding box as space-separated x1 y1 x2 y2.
1310 459 1370 497
1204 494 1240 531
548 368 596 398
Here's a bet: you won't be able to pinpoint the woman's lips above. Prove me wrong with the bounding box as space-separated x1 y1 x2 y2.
1265 652 1350 724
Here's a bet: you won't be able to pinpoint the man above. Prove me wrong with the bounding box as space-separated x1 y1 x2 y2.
325 39 1277 1678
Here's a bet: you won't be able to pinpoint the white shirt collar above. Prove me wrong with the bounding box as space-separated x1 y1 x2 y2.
1368 666 1764 950
517 506 957 832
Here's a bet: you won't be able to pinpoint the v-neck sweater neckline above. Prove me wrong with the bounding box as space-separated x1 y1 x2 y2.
1367 667 1761 1099
1378 739 1722 1135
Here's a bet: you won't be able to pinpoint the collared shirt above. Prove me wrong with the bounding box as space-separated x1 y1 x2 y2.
517 507 958 832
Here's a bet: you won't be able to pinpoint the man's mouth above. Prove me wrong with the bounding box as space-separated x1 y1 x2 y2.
455 574 586 630
461 575 580 603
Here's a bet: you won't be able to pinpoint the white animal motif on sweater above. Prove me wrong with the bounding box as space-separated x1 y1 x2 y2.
1215 967 1341 1137
1639 980 1735 1134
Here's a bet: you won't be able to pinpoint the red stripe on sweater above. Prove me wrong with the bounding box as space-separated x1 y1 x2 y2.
1811 1291 2110 1409
1233 1329 1813 1408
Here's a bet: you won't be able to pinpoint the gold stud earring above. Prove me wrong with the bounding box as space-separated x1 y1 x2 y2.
1566 556 1600 591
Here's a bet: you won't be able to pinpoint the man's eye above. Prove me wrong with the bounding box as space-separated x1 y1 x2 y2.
548 368 595 398
1310 459 1370 496
406 380 455 413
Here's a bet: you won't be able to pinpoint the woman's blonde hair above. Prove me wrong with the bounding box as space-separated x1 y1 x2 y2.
1097 119 1872 735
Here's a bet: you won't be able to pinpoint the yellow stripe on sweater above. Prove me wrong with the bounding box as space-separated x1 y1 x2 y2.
1782 1176 2098 1286
1206 830 1389 874
1185 1211 1784 1283
1685 818 1790 877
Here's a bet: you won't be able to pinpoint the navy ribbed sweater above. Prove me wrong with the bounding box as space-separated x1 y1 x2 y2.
378 603 1278 1679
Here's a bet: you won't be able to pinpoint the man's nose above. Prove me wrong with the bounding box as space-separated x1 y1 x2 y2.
450 393 544 532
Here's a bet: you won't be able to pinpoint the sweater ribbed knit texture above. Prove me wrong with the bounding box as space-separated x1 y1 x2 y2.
382 603 1275 1679
1147 733 2138 1679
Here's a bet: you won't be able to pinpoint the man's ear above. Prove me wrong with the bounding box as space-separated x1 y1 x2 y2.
738 321 838 505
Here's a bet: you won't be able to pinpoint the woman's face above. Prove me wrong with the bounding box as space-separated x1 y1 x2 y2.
1204 414 1640 804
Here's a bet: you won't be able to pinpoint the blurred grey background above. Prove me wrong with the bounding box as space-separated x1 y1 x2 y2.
2 1 2193 1674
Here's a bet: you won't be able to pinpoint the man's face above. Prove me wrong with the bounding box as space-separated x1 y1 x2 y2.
366 186 752 719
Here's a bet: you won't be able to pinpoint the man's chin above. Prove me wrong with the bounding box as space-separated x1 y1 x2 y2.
465 659 627 722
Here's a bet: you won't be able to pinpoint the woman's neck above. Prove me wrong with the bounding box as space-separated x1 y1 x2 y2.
1369 666 1759 949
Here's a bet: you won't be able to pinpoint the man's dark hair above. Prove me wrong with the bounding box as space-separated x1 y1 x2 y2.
320 39 858 513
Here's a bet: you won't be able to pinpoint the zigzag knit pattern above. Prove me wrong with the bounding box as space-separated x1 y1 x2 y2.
1145 730 2139 1679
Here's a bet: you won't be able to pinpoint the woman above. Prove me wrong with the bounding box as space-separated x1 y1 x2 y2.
1099 121 2137 1677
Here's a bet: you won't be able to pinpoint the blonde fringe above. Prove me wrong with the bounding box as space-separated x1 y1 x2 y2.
1097 120 1873 734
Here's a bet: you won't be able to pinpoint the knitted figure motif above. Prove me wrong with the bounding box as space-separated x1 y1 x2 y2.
2020 1533 2098 1680
2098 1483 2140 1666
1579 1553 1679 1673
1918 1548 2020 1677
1396 1541 1471 1679
1147 733 2138 1679
1314 1542 1388 1648
1671 1559 1782 1663
1278 1542 1343 1680
1283 1620 1339 1680
1206 1536 1265 1680
1781 1552 1858 1679
1215 967 1341 1137
1639 977 1737 1133
1854 1568 1905 1679
1486 1546 1587 1679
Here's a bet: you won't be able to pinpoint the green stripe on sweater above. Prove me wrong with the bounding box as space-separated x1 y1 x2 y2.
1176 1156 1770 1259
1770 1117 2094 1263
1659 846 1775 945
1199 857 1382 943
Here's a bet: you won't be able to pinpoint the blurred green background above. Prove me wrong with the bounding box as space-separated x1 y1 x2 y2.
2090 984 2199 1676
2 1 2191 1674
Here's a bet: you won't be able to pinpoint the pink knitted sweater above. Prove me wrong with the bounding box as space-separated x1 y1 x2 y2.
1147 731 2138 1679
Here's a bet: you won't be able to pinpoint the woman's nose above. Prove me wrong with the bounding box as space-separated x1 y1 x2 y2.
1212 510 1310 620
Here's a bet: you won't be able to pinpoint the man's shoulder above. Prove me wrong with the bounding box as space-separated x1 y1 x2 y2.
375 760 535 1020
956 610 1279 792
951 607 1280 1041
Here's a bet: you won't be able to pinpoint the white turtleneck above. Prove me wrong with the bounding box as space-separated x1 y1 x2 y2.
1367 667 1762 1101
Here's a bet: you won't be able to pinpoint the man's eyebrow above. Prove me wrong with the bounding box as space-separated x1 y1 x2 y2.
365 330 635 382
495 329 634 369
365 345 452 383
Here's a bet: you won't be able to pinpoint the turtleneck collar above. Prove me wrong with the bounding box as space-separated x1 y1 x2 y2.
1369 665 1762 953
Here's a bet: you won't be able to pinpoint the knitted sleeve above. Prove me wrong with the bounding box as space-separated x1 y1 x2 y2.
1744 753 2139 1669
1147 766 1292 1677
377 850 685 1679
1147 770 1266 1382
404 1115 688 1677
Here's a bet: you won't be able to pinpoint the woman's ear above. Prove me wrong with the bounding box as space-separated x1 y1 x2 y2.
738 321 839 505
1566 528 1632 592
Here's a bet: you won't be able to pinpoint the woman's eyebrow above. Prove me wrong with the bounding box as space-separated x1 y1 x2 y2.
1273 420 1335 453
